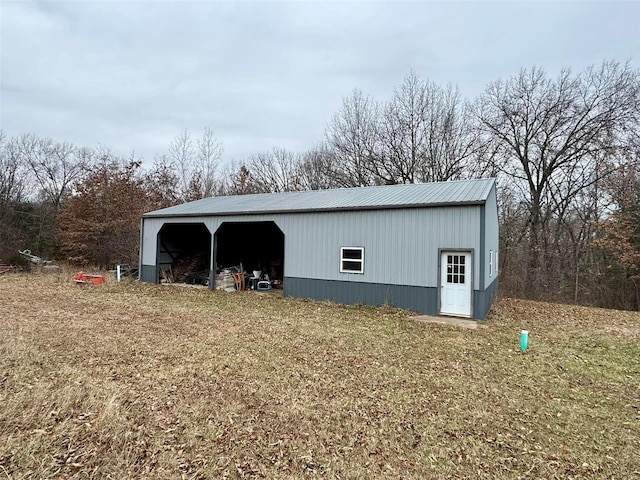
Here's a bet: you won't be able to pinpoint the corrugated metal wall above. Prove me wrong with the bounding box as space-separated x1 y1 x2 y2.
283 207 480 287
483 183 499 289
285 278 440 315
140 217 169 265
141 205 481 289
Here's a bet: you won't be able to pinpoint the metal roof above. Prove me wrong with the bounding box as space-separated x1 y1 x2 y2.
143 178 496 218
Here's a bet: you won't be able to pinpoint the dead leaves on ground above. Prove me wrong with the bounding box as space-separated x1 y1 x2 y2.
0 274 639 478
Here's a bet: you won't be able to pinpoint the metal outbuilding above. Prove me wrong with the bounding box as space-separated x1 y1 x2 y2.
139 178 499 319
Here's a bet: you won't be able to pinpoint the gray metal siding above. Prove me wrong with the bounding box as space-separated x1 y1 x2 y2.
474 276 498 320
140 264 157 283
285 276 440 316
285 207 481 288
286 276 494 320
142 206 480 289
483 183 500 288
141 217 165 265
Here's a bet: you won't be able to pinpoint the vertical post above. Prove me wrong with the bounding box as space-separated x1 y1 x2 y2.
116 264 121 282
521 330 529 352
210 227 216 291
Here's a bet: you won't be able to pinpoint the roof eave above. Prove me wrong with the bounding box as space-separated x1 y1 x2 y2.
142 200 487 219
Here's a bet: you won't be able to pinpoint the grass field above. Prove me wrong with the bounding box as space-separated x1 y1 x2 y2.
1 273 639 479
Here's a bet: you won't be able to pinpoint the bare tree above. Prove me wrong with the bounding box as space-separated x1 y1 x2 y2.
218 146 339 195
167 130 196 198
0 133 24 203
0 132 27 224
248 147 301 193
164 128 223 201
326 76 480 187
196 127 224 197
325 89 381 187
377 72 479 184
420 85 480 181
144 155 182 208
298 145 341 190
16 134 92 212
590 154 640 309
376 72 429 183
220 161 262 196
476 61 640 295
0 132 95 260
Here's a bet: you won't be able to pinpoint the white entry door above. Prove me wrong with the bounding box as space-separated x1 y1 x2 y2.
440 251 472 317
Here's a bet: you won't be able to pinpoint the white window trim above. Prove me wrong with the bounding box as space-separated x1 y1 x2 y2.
495 250 498 274
340 247 365 274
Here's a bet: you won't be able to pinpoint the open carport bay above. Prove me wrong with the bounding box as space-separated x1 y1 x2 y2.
215 221 284 288
157 223 212 284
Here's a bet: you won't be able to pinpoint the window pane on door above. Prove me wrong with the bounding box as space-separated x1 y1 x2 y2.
445 253 467 285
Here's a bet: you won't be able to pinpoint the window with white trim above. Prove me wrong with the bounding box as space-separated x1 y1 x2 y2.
489 250 493 276
495 250 498 274
340 247 364 273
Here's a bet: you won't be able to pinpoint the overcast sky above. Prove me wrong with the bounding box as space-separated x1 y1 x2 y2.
1 0 639 167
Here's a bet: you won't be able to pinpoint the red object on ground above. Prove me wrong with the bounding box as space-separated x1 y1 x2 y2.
73 271 106 285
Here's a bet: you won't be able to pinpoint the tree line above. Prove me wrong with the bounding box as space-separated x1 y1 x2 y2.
1 60 639 309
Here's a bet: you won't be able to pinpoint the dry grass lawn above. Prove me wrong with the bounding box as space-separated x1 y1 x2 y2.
0 272 639 479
